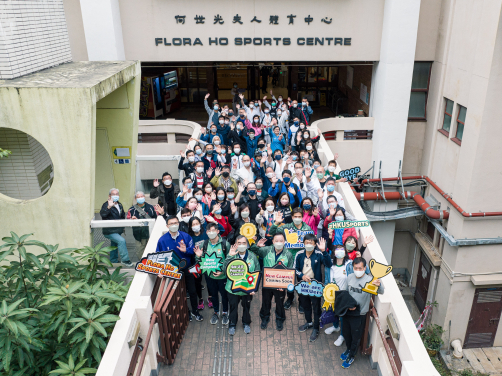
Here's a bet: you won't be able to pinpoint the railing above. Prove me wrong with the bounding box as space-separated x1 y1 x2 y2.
98 118 439 376
314 119 439 376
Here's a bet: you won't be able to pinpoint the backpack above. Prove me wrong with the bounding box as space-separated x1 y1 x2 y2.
202 238 230 256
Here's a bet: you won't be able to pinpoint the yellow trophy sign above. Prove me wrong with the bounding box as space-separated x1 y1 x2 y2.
362 259 393 295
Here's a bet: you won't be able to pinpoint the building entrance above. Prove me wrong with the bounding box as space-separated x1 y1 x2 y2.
140 62 373 123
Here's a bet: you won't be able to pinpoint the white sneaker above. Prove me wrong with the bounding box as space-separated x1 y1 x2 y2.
334 335 345 347
325 326 337 335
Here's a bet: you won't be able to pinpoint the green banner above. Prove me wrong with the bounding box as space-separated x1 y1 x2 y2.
199 253 223 275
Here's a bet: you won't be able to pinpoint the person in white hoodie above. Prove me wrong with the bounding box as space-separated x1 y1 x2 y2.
239 94 261 121
231 154 256 184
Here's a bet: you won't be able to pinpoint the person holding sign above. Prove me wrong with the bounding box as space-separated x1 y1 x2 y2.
194 223 231 326
269 208 314 311
294 235 332 342
252 235 294 331
224 236 260 336
340 257 384 369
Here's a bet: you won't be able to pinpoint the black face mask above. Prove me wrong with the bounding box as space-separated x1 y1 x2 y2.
258 144 265 148
222 172 230 178
206 150 213 154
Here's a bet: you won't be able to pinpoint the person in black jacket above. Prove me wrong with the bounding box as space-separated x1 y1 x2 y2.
294 234 332 342
178 149 197 176
150 172 180 216
100 188 132 267
227 121 247 153
127 191 158 258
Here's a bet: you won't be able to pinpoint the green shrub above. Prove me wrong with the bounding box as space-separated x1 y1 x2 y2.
430 355 451 376
0 232 129 376
421 324 445 351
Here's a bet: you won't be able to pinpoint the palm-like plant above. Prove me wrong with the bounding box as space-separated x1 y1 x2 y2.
0 233 130 376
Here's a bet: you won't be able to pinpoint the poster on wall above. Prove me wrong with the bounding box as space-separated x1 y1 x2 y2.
346 66 354 89
360 83 368 104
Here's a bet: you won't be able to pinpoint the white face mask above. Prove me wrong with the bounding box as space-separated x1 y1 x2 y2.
237 244 247 253
266 205 274 212
266 173 274 179
163 179 172 186
192 225 201 233
303 134 309 139
182 216 190 223
328 166 336 173
169 224 179 233
335 250 345 259
243 161 250 167
293 218 302 225
234 148 241 154
254 119 259 123
354 270 365 278
241 211 250 218
306 145 312 151
335 216 344 221
188 156 195 162
207 231 217 239
197 167 204 173
305 244 315 252
219 120 224 124
274 242 284 250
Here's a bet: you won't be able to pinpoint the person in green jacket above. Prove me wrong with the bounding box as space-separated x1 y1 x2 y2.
269 207 314 311
252 234 294 331
223 235 260 336
194 223 231 326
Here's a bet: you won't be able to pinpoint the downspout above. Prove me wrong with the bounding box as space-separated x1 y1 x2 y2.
430 220 502 246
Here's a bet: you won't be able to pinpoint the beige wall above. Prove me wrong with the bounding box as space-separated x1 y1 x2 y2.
63 0 89 61
415 0 442 61
0 61 140 249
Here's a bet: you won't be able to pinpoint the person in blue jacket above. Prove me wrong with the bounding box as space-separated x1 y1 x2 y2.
270 125 286 153
216 115 231 145
156 215 203 321
201 124 224 145
243 128 258 159
268 169 303 204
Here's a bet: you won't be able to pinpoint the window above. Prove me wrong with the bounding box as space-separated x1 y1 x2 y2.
453 105 466 145
439 98 454 137
175 133 191 143
323 131 336 140
408 62 432 120
138 133 167 143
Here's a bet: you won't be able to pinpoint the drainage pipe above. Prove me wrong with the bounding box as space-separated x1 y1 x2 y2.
351 187 449 220
358 176 502 218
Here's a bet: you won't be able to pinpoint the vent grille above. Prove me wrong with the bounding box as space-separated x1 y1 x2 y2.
478 291 502 304
466 333 492 347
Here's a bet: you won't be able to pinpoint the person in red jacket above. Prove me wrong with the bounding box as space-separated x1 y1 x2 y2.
208 202 233 238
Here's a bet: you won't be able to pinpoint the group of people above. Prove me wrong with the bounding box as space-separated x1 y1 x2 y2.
99 91 382 369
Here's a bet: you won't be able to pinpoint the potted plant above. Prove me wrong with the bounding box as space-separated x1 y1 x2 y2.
420 324 444 356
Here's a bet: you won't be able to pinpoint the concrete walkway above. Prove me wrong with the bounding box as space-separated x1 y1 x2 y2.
159 283 377 376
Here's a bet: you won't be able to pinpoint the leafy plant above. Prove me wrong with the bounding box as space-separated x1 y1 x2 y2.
455 370 489 376
421 324 445 351
430 355 451 376
0 148 11 159
0 232 130 376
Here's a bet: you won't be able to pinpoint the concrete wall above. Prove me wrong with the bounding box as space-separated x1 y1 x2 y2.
63 0 89 61
0 0 72 79
0 61 140 250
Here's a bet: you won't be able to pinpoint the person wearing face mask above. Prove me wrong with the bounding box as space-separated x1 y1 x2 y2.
230 154 256 184
184 188 210 216
178 149 197 176
249 115 263 141
204 93 220 129
305 141 320 162
200 123 224 145
260 166 276 193
236 106 253 133
269 169 303 205
294 235 331 342
341 258 384 369
299 97 313 125
216 114 231 146
177 208 194 233
324 208 358 247
255 197 277 245
320 177 345 210
325 159 348 183
228 121 248 154
270 125 287 154
266 149 288 177
300 198 320 236
288 99 303 126
252 234 294 331
209 200 233 238
200 144 218 179
100 188 132 267
270 208 314 310
235 182 263 221
176 177 194 208
194 223 231 326
239 93 261 121
275 107 289 136
127 191 158 258
342 235 374 260
189 161 211 190
193 145 203 161
229 203 259 243
223 236 260 335
208 187 232 217
298 129 320 152
210 165 238 193
287 117 301 151
262 94 277 118
200 182 215 208
243 128 258 160
215 144 232 166
150 172 181 216
156 216 202 321
254 177 269 200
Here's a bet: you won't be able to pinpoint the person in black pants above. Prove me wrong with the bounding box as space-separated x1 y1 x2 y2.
294 234 332 342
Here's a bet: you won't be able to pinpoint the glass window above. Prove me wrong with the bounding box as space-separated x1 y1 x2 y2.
188 68 197 84
408 62 432 119
442 99 454 133
456 105 466 141
298 67 306 84
198 68 207 84
408 92 427 118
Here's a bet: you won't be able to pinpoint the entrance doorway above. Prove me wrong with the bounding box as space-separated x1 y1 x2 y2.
464 288 502 348
414 252 432 313
140 62 373 123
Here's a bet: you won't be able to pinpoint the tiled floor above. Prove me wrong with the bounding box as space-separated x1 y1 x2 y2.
159 282 378 376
